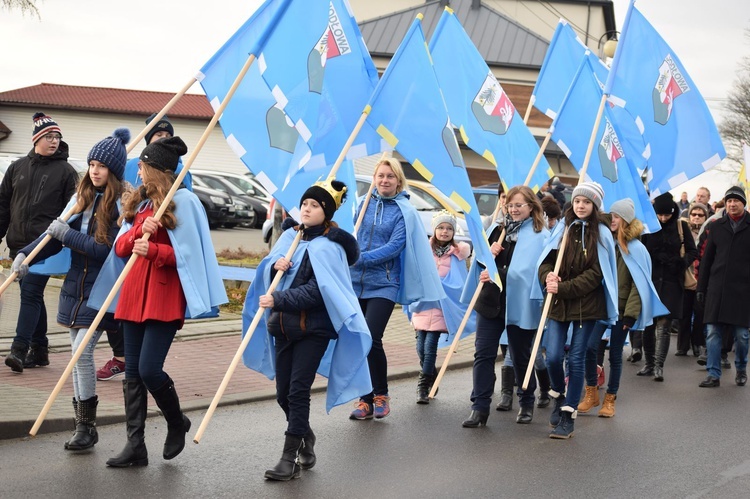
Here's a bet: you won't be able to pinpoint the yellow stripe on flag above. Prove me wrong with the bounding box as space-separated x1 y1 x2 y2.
449 191 471 213
412 159 433 182
376 125 399 148
459 125 469 145
482 149 497 167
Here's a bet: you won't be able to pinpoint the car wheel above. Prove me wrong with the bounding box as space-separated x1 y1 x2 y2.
246 208 257 228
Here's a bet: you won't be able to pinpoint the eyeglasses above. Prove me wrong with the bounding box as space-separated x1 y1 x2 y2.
690 213 706 218
505 203 530 209
43 134 62 142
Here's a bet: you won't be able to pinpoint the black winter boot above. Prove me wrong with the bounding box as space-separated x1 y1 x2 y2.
416 373 430 404
535 368 551 408
549 390 566 427
64 398 79 450
23 343 49 368
4 341 28 373
495 366 515 411
637 326 656 376
150 377 191 460
106 379 149 467
550 407 576 439
65 396 99 450
653 321 671 382
299 428 316 470
264 434 304 481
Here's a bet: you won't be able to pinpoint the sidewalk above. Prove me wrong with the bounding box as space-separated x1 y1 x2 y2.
0 305 478 440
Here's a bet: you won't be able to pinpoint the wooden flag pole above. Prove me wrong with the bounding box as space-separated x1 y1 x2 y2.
29 53 257 437
523 95 535 125
194 105 373 443
524 132 552 187
521 93 607 391
353 152 389 235
2 78 198 299
193 230 303 444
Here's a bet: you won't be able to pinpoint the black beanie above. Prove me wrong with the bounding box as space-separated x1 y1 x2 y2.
144 113 175 144
300 179 347 222
140 136 188 173
653 192 676 215
724 186 747 206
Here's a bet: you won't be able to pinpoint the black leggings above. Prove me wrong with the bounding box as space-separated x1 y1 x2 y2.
358 298 395 403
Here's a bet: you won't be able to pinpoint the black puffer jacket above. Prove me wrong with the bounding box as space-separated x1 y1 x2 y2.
21 193 120 330
0 143 79 256
267 220 360 341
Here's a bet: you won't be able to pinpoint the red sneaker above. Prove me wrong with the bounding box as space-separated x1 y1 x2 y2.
96 357 125 381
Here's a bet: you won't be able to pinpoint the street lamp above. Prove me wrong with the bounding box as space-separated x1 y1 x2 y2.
597 30 620 60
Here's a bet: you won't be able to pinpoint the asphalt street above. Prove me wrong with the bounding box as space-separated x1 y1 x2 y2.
1 358 749 498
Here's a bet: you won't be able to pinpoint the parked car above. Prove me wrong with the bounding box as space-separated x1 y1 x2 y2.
193 168 272 205
191 173 265 228
473 186 500 229
192 183 235 229
192 176 255 229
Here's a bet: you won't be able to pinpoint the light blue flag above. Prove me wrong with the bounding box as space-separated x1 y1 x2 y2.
365 17 501 286
551 54 660 232
429 9 551 192
604 0 726 197
532 19 609 120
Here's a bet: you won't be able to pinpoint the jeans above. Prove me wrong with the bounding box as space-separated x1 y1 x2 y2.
70 328 104 400
13 273 50 348
706 324 749 379
546 320 597 410
416 330 442 376
506 325 537 407
122 320 179 391
585 322 609 386
504 343 546 370
470 313 504 413
585 321 629 394
106 322 125 358
359 298 395 403
274 334 331 436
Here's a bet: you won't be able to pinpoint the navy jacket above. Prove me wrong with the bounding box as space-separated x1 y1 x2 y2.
22 193 120 331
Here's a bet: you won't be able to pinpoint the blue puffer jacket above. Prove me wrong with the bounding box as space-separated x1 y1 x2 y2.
268 220 360 340
22 193 119 331
350 190 408 302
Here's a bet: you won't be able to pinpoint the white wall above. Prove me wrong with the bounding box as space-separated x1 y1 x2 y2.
0 106 250 176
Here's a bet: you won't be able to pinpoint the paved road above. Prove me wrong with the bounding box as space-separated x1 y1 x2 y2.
2 357 750 498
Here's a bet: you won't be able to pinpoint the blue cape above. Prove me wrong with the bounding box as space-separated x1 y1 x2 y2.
407 253 476 348
393 195 446 305
506 219 549 330
532 221 619 325
241 228 373 412
89 189 227 318
620 238 670 330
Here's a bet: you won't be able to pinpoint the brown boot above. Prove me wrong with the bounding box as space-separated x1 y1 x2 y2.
598 393 616 418
577 385 600 413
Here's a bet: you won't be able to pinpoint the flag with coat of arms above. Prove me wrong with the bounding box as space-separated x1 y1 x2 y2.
551 53 660 232
365 15 501 286
429 8 552 192
604 0 726 197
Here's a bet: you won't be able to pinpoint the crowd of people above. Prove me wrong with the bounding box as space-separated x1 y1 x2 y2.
2 112 749 480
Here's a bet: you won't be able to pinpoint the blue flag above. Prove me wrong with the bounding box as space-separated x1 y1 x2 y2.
604 0 726 197
198 0 379 223
429 9 551 192
365 17 501 286
532 19 609 120
551 54 660 232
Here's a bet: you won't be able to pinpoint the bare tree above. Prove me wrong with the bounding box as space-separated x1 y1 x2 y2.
719 32 750 168
1 0 40 17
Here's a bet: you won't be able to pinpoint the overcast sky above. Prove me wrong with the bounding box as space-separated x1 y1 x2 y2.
1 0 747 199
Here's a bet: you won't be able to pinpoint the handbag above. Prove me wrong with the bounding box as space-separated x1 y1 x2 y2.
677 220 697 291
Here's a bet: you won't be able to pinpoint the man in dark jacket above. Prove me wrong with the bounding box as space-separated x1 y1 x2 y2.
1 112 78 372
697 186 750 388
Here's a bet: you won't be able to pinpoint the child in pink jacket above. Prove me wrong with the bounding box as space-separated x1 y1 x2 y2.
411 211 471 404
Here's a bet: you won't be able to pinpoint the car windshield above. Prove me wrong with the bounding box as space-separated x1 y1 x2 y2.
197 175 244 196
474 192 498 217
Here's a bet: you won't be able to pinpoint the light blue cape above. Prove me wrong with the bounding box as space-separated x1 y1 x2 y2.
532 221 618 325
241 228 373 413
89 189 227 318
620 238 670 330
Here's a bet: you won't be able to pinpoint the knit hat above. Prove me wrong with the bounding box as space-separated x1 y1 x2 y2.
688 202 708 217
571 181 604 210
432 210 456 232
144 113 175 144
87 128 130 181
610 198 636 224
653 192 676 215
300 178 347 221
31 112 62 144
139 136 188 173
724 186 747 206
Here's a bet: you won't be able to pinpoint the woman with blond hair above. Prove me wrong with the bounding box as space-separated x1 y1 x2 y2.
349 158 442 420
